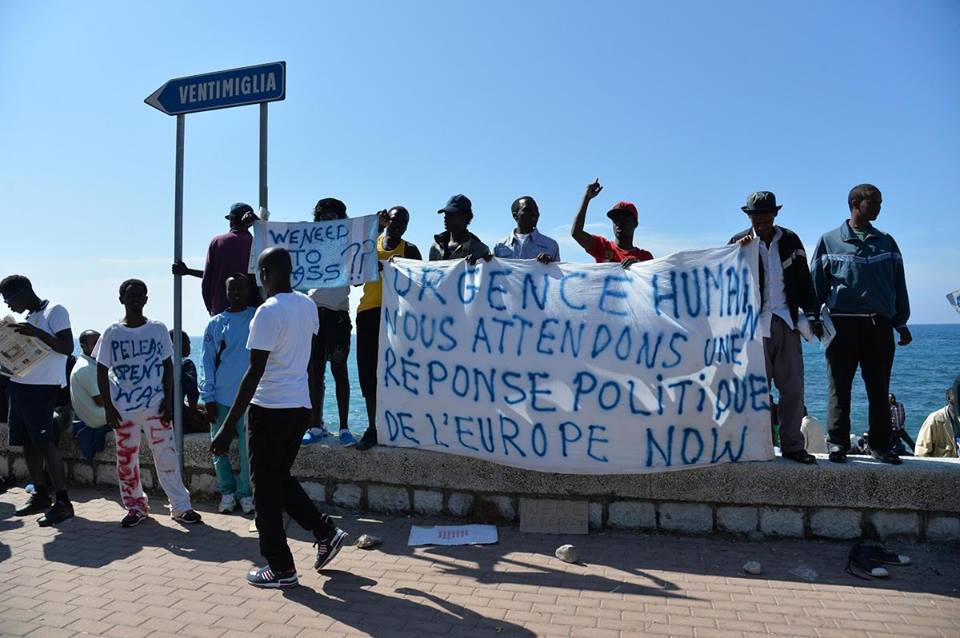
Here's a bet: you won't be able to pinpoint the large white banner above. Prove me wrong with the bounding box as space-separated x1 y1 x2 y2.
250 215 380 289
377 244 774 474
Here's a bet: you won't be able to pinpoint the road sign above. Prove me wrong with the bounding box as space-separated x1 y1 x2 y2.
145 61 286 116
146 61 284 467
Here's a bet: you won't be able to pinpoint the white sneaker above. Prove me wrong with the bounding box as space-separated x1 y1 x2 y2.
218 493 237 513
240 496 255 514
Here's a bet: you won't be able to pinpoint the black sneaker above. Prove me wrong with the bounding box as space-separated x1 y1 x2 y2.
121 510 147 528
313 527 348 572
356 429 378 451
871 449 902 465
828 449 847 463
172 509 203 525
38 501 74 527
246 565 299 589
15 493 52 516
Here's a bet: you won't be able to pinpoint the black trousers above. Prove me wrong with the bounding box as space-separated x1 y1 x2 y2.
826 316 896 453
248 405 335 572
356 308 381 399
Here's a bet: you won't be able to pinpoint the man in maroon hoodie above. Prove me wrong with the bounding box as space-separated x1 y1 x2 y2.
173 202 259 316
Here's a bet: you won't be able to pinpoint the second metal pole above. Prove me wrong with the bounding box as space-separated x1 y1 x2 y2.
259 102 268 211
173 114 185 465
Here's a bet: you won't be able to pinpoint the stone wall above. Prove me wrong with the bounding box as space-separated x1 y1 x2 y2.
2 425 958 543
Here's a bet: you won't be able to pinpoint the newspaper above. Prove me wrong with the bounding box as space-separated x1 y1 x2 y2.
0 315 51 377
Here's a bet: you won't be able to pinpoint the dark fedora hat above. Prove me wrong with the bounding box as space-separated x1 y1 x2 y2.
741 191 782 214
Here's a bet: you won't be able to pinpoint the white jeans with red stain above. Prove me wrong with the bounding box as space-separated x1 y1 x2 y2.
115 410 192 516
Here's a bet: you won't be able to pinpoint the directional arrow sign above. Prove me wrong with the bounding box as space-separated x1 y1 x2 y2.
145 61 286 116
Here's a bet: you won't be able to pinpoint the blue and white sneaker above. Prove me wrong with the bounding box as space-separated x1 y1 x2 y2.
246 565 299 589
314 528 348 571
301 427 328 446
338 429 358 447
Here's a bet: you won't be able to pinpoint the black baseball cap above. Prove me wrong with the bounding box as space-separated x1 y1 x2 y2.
225 202 254 220
438 194 472 215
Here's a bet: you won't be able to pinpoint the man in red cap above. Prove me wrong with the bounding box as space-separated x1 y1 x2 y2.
571 179 653 266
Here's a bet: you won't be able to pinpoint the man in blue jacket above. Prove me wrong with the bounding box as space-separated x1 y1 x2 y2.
201 274 256 514
811 184 911 464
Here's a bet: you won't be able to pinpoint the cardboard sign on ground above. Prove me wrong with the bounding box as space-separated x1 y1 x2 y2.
407 524 498 546
519 498 589 535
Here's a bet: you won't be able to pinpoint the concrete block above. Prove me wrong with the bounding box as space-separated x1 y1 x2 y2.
333 483 362 508
477 495 515 522
717 506 758 534
870 511 920 540
12 458 28 480
189 473 217 496
660 503 713 534
367 485 410 513
760 508 804 538
97 463 118 486
447 493 474 517
302 481 326 504
72 463 94 485
413 490 444 515
589 503 604 530
520 499 588 534
926 516 960 543
607 501 656 529
811 509 861 539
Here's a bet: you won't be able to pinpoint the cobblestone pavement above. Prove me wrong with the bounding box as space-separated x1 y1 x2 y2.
0 487 957 638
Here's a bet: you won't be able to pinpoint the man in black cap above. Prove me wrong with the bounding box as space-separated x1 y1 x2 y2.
429 194 490 262
730 192 822 464
173 202 259 316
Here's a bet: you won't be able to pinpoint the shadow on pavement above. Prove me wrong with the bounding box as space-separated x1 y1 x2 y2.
283 571 535 637
0 501 21 563
38 506 260 568
367 515 960 599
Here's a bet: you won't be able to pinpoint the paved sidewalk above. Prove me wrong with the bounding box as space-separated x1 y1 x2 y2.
0 487 957 638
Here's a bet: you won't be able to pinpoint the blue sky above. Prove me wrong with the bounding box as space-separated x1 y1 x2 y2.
2 1 958 335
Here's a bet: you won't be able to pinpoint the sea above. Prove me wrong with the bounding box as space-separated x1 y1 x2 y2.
180 324 959 439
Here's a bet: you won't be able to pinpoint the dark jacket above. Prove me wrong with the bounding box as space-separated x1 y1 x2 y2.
729 226 820 325
810 221 910 327
429 231 490 262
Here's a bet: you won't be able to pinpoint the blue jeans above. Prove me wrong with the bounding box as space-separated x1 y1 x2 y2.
210 406 251 498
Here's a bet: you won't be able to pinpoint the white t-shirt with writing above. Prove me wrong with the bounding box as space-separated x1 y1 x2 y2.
14 301 71 386
247 291 319 409
94 320 173 415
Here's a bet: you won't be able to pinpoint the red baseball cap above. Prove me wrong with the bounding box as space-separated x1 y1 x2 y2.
606 201 638 222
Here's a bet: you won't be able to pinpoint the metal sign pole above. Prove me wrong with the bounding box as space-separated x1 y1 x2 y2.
173 114 185 465
146 62 285 469
259 102 268 211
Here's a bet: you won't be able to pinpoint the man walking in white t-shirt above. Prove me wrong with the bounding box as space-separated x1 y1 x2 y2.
1 275 74 526
212 247 347 588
